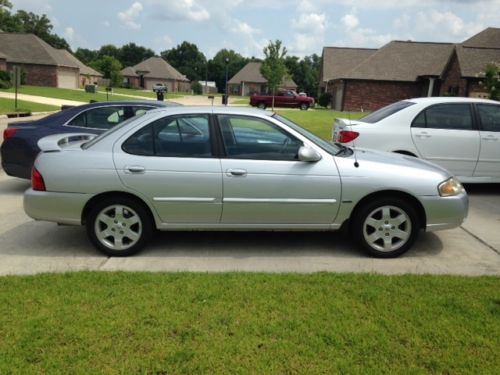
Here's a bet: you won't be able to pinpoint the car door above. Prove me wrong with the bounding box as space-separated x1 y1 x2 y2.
113 113 223 224
216 114 341 225
410 103 480 177
475 103 500 178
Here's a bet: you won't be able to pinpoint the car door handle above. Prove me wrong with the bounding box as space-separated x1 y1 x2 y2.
226 168 247 177
125 165 146 173
416 132 431 138
482 135 498 141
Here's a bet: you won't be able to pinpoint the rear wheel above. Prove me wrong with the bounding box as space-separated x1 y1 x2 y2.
257 102 266 109
300 103 309 110
352 198 419 258
86 197 153 256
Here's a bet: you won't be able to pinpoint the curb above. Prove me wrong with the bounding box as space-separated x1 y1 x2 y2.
0 111 58 120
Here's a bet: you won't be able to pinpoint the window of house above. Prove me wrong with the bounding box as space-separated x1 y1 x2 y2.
217 115 302 161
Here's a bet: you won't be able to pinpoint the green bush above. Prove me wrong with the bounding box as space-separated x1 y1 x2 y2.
318 92 332 108
191 81 203 95
0 70 12 89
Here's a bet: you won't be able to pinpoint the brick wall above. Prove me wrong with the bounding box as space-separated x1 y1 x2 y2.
7 63 57 87
440 52 468 96
342 80 423 112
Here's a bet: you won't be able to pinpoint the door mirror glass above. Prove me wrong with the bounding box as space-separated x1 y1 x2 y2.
298 146 321 162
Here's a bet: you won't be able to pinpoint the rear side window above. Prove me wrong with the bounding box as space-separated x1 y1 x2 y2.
360 101 415 123
412 104 473 130
477 104 500 132
122 114 211 157
68 106 125 129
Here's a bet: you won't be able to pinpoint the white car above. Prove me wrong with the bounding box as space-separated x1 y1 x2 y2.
332 97 500 183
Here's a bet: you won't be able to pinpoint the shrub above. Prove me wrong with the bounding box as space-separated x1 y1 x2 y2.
318 92 332 108
191 81 203 95
0 70 12 89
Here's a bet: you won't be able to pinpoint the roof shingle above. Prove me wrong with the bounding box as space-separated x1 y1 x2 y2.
320 47 376 83
126 57 189 81
228 62 297 87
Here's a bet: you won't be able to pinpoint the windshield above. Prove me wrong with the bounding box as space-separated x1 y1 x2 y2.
272 114 340 155
81 112 146 149
360 100 415 123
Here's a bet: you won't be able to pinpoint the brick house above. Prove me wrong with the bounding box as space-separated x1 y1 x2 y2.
320 27 500 112
121 57 190 92
0 32 100 89
228 62 297 96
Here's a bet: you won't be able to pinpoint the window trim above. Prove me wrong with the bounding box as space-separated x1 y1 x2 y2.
410 102 478 131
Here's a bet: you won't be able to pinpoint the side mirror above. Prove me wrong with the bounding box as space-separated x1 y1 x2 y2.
298 146 322 162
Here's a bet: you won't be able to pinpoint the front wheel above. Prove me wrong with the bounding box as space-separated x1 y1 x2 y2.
351 198 419 258
86 197 153 257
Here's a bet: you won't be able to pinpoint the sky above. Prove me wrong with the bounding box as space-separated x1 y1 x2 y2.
10 0 500 58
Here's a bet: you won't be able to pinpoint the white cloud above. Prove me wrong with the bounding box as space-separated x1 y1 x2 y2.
290 11 327 56
149 0 210 22
341 14 359 30
118 2 143 30
103 20 111 27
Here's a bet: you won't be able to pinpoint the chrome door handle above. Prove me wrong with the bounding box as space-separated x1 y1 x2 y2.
482 135 498 141
226 168 247 177
125 165 145 173
416 132 431 138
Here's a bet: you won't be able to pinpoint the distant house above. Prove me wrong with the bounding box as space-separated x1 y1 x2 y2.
198 80 218 94
0 32 100 89
321 27 500 111
57 49 103 87
228 62 297 96
121 57 190 92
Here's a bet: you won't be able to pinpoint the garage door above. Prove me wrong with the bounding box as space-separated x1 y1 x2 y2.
57 68 78 89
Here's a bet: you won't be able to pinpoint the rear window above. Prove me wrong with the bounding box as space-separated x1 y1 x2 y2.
360 101 415 123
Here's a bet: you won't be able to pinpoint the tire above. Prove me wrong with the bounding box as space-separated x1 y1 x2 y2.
351 197 419 258
86 197 153 257
257 102 266 109
300 103 309 110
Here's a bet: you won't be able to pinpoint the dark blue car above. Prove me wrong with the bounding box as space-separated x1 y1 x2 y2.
1 101 178 179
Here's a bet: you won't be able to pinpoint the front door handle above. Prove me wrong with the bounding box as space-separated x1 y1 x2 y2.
226 168 247 177
125 165 145 174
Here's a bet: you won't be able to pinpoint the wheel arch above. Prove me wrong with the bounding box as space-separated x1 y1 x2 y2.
81 191 157 226
350 190 427 230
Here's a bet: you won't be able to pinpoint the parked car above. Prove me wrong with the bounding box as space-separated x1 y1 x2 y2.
332 97 500 183
1 100 179 179
250 90 315 110
152 83 167 92
24 106 468 258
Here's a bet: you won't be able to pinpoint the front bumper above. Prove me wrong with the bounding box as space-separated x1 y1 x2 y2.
420 192 468 231
24 188 92 226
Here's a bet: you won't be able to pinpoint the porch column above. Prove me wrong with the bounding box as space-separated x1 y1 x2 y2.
427 77 435 97
241 81 245 96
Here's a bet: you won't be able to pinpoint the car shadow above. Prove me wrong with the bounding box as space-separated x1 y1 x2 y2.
463 183 500 195
0 177 30 195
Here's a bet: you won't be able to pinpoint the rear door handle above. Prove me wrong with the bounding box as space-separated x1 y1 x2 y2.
416 132 431 139
482 135 498 141
125 165 145 173
226 168 247 177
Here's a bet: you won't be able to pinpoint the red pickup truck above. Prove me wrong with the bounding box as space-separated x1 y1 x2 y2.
249 90 315 110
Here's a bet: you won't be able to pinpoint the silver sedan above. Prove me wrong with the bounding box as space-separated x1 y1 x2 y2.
24 107 468 258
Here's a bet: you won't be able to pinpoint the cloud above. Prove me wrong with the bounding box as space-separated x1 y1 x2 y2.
149 0 210 22
290 11 327 56
341 14 359 30
118 2 143 30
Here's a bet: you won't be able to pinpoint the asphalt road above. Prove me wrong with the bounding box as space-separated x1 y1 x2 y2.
0 168 499 276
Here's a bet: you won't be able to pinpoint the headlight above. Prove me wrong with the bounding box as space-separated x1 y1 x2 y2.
438 177 464 197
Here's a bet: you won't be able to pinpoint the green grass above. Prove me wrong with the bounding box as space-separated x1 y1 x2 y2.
0 272 498 374
0 85 184 103
231 98 250 105
0 97 59 114
276 109 366 139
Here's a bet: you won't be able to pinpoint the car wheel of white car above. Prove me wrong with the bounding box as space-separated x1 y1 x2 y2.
86 197 153 257
352 198 419 258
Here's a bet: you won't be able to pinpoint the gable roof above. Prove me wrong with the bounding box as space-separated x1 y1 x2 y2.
121 66 138 77
320 47 376 83
462 27 500 49
342 41 455 81
0 32 78 68
228 61 297 87
456 45 500 78
57 49 103 76
128 56 189 81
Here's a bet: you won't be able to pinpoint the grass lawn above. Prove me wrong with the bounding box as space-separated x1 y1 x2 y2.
276 109 366 140
0 272 498 374
0 86 184 103
231 98 250 105
0 97 59 114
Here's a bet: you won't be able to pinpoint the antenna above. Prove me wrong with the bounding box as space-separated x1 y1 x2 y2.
348 111 359 168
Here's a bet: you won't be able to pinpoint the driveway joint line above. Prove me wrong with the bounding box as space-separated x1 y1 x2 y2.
460 225 500 256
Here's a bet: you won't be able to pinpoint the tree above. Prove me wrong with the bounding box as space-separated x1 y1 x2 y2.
160 41 207 81
75 48 99 65
480 63 500 101
260 40 288 109
207 49 249 93
98 44 120 60
91 56 122 86
120 43 155 68
285 54 320 99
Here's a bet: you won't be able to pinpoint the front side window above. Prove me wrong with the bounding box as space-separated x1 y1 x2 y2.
68 106 125 129
412 104 473 130
122 114 211 157
218 115 302 161
477 104 500 132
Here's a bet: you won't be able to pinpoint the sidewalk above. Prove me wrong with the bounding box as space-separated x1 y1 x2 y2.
0 91 86 107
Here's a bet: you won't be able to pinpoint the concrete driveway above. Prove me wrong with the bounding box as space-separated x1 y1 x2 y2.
0 169 499 276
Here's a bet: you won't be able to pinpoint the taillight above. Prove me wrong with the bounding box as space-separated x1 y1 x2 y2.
338 130 359 143
31 167 46 191
3 128 17 141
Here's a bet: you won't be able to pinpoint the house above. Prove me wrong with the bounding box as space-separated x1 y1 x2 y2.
121 57 190 92
0 32 100 89
198 80 218 94
57 49 103 87
228 62 297 96
321 27 500 111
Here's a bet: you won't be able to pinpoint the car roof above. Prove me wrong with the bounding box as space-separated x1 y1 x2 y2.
404 97 498 105
143 105 275 117
73 100 176 110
